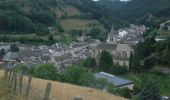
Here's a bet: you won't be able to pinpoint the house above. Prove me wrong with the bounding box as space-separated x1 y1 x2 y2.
0 42 11 52
160 20 170 30
95 72 134 90
3 52 19 62
2 52 19 68
92 43 134 67
155 35 168 42
106 25 146 45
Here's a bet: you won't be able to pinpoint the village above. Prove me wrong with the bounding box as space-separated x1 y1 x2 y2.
0 24 148 91
0 24 147 71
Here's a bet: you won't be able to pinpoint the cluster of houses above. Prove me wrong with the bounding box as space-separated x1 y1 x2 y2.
160 20 170 31
1 42 93 71
0 24 148 90
107 24 146 45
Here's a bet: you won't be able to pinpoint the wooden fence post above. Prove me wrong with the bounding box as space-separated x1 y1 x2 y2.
19 72 24 95
25 75 32 100
4 66 7 81
13 73 17 94
43 82 52 100
8 69 12 84
10 72 15 88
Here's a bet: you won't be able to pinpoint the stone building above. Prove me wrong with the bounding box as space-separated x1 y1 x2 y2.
106 27 119 44
92 43 134 68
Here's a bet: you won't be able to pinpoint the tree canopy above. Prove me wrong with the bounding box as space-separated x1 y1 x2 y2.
99 51 113 72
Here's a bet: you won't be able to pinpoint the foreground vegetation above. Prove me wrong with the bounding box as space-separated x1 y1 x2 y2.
121 72 170 96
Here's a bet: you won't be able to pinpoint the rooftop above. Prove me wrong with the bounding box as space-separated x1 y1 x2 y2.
96 43 117 50
95 72 133 87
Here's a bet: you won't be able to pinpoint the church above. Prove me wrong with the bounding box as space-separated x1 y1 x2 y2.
92 27 134 68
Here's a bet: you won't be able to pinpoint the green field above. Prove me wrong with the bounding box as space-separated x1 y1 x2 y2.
61 19 106 32
120 73 170 96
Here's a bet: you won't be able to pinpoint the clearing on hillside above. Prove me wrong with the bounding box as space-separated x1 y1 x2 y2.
61 19 106 32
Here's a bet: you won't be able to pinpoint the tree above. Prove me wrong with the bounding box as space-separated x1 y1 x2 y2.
87 28 102 39
0 49 5 60
64 66 94 86
48 34 54 42
129 52 141 73
140 80 161 100
129 52 134 72
33 63 60 81
79 72 95 87
64 66 85 85
99 51 113 72
111 65 128 75
143 57 155 69
10 44 19 52
83 57 96 68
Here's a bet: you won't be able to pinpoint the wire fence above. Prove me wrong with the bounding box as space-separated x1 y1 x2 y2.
3 66 84 100
3 67 52 100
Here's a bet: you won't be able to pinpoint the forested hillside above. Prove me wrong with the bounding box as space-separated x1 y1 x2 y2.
1 0 170 35
0 0 108 35
96 0 170 28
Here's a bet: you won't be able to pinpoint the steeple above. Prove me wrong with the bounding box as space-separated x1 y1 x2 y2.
107 26 118 44
110 26 115 33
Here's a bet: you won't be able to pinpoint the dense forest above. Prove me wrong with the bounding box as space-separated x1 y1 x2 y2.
96 0 170 28
1 0 170 34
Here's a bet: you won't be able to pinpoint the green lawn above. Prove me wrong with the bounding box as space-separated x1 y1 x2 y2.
120 72 170 96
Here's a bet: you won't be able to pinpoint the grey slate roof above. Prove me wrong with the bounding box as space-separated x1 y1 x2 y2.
95 72 133 87
96 43 117 50
3 52 19 61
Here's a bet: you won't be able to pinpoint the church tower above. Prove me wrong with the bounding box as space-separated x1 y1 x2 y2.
106 26 118 44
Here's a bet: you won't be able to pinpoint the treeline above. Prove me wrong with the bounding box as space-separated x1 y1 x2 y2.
129 32 170 73
96 0 170 28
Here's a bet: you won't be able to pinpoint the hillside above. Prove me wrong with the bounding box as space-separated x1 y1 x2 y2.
0 70 124 100
96 0 170 28
1 0 170 35
0 0 107 35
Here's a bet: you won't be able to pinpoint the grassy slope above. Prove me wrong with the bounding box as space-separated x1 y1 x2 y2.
0 70 20 100
61 19 106 32
0 70 124 100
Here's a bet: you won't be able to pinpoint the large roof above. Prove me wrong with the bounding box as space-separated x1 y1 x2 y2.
96 43 117 50
116 44 133 52
3 52 19 61
95 72 133 87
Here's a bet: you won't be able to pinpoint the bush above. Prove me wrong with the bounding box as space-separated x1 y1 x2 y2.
83 57 96 68
143 57 155 69
111 65 128 75
33 63 60 81
108 87 131 99
63 66 95 86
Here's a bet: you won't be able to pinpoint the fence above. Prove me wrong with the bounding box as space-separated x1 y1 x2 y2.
3 66 84 100
3 67 52 100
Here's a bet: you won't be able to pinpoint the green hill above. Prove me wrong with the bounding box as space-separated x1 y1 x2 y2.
96 0 170 28
0 0 107 35
1 0 170 36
